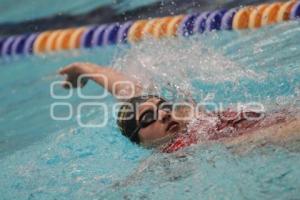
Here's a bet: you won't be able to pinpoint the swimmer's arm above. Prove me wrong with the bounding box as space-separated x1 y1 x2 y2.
222 117 300 153
59 62 143 99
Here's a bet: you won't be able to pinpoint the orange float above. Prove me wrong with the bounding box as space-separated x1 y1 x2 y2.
153 16 174 38
127 20 148 43
261 2 283 26
166 15 184 36
45 30 63 52
33 31 52 53
249 4 269 29
277 0 297 22
69 27 86 49
142 18 161 38
233 6 254 29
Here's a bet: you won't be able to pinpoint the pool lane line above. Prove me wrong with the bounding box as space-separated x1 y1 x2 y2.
0 0 299 57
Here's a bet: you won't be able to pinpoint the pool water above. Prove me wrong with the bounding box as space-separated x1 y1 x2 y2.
1 20 300 199
0 0 160 23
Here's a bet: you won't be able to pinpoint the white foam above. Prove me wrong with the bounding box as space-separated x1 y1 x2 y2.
113 36 265 100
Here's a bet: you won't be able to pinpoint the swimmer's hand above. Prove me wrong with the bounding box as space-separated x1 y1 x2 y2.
59 62 97 89
59 62 143 98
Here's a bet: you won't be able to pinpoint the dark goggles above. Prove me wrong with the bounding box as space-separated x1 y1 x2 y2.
129 98 173 141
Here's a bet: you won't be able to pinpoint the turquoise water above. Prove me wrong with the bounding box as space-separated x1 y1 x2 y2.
1 20 300 199
0 0 159 23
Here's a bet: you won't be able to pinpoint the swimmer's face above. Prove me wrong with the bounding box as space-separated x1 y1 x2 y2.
136 98 182 146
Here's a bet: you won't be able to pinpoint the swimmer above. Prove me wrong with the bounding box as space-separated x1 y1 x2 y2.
59 62 300 153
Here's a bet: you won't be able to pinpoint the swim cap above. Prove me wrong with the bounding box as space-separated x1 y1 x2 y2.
117 95 161 144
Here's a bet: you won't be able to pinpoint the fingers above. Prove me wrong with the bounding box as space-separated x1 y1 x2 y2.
80 77 89 88
61 78 87 89
58 62 88 89
62 81 71 89
58 64 73 75
59 65 74 89
58 62 81 75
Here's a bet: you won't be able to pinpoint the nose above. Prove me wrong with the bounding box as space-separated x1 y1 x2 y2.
158 110 171 123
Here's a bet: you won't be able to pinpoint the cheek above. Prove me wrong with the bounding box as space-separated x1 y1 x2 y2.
139 123 166 141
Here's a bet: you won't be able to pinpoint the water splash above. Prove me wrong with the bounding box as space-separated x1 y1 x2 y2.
113 36 265 102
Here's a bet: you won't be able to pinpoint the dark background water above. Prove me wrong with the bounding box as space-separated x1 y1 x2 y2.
0 0 286 36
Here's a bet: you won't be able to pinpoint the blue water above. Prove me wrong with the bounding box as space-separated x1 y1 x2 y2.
1 20 300 199
0 0 159 23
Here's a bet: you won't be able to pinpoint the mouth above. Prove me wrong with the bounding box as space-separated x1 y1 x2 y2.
166 121 180 133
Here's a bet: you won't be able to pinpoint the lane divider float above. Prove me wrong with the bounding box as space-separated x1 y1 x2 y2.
0 0 299 57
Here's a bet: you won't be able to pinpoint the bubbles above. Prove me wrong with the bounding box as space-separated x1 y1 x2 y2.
113 35 264 103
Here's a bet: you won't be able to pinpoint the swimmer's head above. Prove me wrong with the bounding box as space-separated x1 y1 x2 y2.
117 95 182 146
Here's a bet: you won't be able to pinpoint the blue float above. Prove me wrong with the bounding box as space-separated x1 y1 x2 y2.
81 26 98 48
221 8 238 30
24 34 38 54
90 25 107 47
205 9 227 31
0 38 5 54
290 1 300 19
103 23 120 45
11 35 29 55
1 36 15 56
117 21 133 43
193 12 210 33
179 14 199 36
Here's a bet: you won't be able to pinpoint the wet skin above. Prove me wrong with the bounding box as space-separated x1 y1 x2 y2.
136 98 183 146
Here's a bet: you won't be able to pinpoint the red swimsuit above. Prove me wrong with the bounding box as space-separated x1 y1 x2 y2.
161 110 287 153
